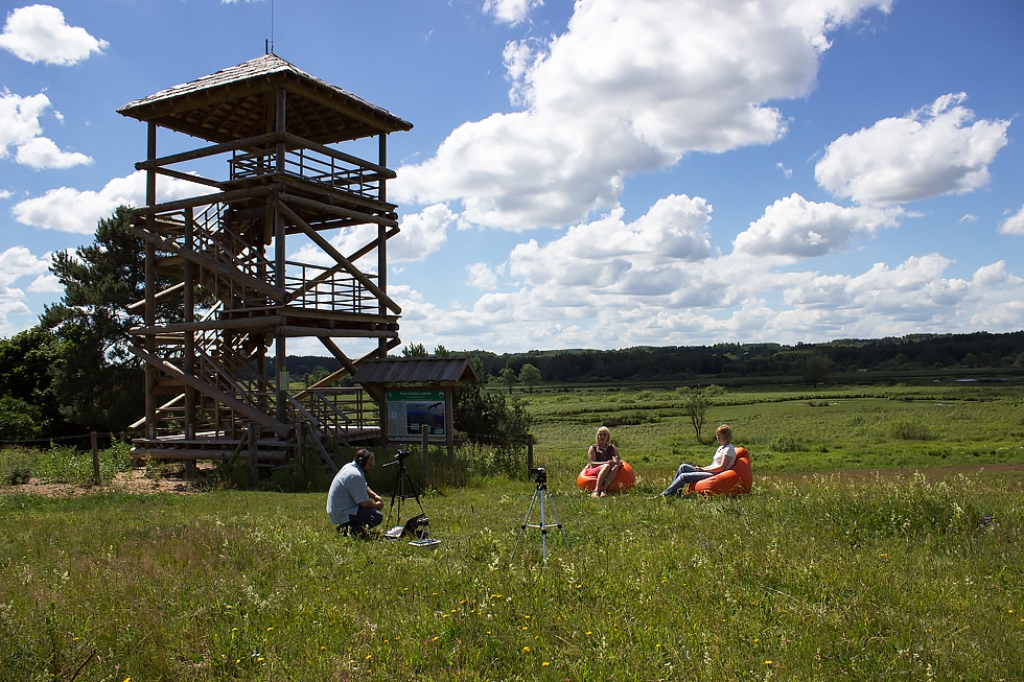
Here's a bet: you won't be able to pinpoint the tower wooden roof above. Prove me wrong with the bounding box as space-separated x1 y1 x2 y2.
117 54 412 144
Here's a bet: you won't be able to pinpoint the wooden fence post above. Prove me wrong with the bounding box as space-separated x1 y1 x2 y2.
527 433 534 470
421 424 429 488
91 431 100 485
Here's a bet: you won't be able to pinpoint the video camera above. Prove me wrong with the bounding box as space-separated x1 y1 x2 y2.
382 448 412 468
529 467 547 484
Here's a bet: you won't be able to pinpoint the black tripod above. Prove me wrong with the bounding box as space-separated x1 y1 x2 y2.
382 449 436 545
511 467 568 563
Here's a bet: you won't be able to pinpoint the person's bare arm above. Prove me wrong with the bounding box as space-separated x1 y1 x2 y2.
359 487 383 509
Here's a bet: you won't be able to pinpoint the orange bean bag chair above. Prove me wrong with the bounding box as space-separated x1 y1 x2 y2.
577 461 636 493
688 447 752 496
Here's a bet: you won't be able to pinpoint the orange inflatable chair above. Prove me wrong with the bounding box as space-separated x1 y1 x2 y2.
577 461 636 493
688 447 752 496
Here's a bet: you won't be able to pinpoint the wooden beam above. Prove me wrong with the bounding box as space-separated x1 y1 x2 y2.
278 191 398 229
152 166 224 189
131 315 284 335
316 338 359 377
128 394 186 430
127 281 184 312
277 201 401 313
283 224 398 304
135 132 280 170
132 185 275 217
131 227 286 304
276 326 396 338
129 345 293 437
135 448 288 462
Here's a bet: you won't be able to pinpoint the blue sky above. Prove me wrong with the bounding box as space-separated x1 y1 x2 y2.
2 0 1023 355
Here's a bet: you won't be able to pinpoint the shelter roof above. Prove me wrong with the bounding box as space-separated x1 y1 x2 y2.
117 54 412 144
352 357 480 387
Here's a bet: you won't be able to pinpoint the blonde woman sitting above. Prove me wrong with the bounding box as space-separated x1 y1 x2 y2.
585 426 623 498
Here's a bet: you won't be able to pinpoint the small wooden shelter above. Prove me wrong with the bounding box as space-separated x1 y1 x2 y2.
118 54 412 471
352 356 479 461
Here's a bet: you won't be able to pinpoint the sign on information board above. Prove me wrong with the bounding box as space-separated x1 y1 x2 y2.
386 389 446 442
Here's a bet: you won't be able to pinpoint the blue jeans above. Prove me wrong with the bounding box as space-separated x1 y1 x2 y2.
660 464 714 496
342 506 383 532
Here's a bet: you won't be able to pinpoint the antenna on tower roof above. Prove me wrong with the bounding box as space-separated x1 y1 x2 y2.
270 0 275 54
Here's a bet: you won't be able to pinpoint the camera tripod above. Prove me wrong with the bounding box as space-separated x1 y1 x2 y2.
511 468 569 563
382 450 438 546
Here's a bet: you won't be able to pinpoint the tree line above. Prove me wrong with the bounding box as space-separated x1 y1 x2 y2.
466 333 1024 386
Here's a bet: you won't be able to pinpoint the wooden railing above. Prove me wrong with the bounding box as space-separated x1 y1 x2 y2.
283 261 377 313
135 132 396 206
230 145 387 201
292 387 378 440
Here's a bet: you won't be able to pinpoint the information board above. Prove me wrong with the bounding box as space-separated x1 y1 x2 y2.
386 389 447 442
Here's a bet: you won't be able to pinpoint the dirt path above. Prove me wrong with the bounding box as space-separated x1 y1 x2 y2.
0 466 216 499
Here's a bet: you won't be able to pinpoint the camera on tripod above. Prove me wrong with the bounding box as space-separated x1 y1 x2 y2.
512 466 567 562
382 448 440 548
383 448 412 467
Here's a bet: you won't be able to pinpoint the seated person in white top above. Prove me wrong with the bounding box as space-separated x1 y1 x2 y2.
327 448 384 533
657 424 736 497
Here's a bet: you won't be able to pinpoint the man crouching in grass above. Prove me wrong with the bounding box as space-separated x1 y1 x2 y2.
327 448 384 536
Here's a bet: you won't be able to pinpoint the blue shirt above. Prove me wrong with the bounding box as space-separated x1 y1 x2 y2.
326 461 369 524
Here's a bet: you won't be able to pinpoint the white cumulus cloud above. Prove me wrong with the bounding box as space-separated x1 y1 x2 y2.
393 245 1024 352
1 90 92 169
815 93 1010 206
484 0 543 26
15 136 91 169
12 171 209 234
0 4 108 65
508 194 713 294
466 262 499 290
733 193 903 260
290 203 456 268
0 245 50 285
395 0 892 230
998 205 1024 236
28 272 62 293
391 204 455 261
0 90 48 157
0 245 51 335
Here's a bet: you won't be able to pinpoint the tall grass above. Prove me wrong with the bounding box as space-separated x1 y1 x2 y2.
0 443 132 486
1 472 1022 680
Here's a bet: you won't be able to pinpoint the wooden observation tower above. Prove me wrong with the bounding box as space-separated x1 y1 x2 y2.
118 54 412 471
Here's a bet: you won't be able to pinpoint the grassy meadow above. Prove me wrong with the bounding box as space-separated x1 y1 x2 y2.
519 383 1024 483
2 381 1024 681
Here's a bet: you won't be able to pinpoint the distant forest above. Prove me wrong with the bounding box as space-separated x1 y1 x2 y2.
277 331 1024 384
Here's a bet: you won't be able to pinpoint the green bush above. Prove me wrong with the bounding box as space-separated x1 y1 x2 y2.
0 449 34 485
889 418 933 441
771 435 801 452
602 411 656 427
